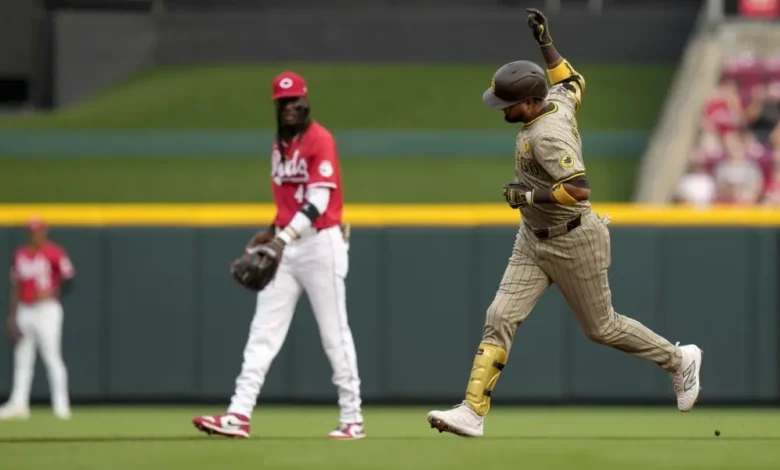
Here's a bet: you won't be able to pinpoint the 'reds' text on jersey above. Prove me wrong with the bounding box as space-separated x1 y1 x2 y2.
271 122 344 230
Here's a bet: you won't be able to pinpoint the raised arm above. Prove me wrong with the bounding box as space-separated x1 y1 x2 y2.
526 8 586 109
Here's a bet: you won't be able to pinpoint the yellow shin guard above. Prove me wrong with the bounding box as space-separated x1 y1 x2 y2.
465 343 508 416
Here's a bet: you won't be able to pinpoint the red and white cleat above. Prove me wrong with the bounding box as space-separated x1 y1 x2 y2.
193 413 251 439
327 422 366 440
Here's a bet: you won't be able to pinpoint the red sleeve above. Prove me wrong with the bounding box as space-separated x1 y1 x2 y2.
52 246 75 279
307 131 339 189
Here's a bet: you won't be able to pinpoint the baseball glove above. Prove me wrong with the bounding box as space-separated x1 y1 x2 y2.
230 239 284 292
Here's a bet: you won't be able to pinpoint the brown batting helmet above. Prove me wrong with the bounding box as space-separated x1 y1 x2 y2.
482 60 548 109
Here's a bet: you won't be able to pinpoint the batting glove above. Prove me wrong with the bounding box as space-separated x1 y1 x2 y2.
503 183 533 209
526 8 553 47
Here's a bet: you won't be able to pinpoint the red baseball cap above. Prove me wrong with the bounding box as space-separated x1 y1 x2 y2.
27 217 46 232
271 71 308 100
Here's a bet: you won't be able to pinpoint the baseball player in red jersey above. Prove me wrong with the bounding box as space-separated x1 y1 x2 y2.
193 71 365 440
0 218 75 420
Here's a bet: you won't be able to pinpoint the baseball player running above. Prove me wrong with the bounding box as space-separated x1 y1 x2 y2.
0 218 75 420
193 71 365 440
427 9 703 438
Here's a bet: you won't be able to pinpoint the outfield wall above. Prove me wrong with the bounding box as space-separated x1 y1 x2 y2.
0 205 778 405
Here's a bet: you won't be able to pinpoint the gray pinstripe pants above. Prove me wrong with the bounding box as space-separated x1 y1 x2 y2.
483 211 682 372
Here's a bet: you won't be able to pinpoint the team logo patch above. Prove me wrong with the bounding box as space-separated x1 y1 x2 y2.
319 160 334 178
559 154 575 168
523 138 531 153
279 77 294 89
491 78 496 92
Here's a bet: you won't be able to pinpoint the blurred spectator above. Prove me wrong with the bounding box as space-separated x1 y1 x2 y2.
676 53 780 206
761 168 780 205
702 79 744 136
771 121 780 150
723 52 764 91
764 125 780 205
742 129 772 187
745 81 780 144
713 132 764 205
696 131 727 173
674 159 716 207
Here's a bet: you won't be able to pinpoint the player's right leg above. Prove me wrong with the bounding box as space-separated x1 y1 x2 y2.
541 212 702 412
193 262 302 438
0 306 35 420
428 229 550 437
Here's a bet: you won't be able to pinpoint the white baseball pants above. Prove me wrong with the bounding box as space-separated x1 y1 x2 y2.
6 299 70 413
228 225 363 424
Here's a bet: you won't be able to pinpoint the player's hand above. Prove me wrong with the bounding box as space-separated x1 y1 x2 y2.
37 289 55 301
526 8 552 46
246 225 275 251
6 316 21 346
503 183 532 209
249 236 286 263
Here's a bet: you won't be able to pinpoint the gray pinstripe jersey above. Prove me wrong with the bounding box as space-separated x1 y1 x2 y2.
513 84 590 231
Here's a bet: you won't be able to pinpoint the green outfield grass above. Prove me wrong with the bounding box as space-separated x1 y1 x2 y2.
0 157 637 202
0 64 660 203
0 64 674 130
1 406 778 469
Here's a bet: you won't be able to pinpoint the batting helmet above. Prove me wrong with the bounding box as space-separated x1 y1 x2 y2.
482 60 548 110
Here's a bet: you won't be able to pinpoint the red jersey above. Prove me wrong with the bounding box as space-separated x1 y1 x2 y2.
703 98 740 136
11 242 75 304
764 179 780 204
271 121 343 230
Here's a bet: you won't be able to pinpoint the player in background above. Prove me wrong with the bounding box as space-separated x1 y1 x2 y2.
0 218 75 420
193 71 365 440
426 9 702 438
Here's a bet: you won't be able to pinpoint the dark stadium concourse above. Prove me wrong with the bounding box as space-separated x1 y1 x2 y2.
0 0 702 109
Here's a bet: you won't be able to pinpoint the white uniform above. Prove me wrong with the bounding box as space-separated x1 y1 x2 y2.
226 121 363 425
1 241 74 419
227 225 362 423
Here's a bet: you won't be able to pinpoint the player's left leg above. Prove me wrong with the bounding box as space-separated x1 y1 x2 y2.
541 212 702 411
428 227 551 437
34 300 71 419
297 226 364 440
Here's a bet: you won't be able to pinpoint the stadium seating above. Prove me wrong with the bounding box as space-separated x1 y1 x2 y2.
675 52 780 206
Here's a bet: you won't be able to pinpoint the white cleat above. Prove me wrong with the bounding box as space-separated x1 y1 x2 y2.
327 422 366 440
672 343 703 412
0 404 30 421
54 409 72 420
427 401 484 437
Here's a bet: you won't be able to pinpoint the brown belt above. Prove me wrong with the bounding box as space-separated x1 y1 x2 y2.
274 223 350 242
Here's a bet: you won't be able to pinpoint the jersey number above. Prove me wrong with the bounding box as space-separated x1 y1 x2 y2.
520 159 540 176
294 184 305 203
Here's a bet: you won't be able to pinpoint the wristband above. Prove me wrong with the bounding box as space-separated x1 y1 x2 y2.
277 226 299 244
530 188 555 205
